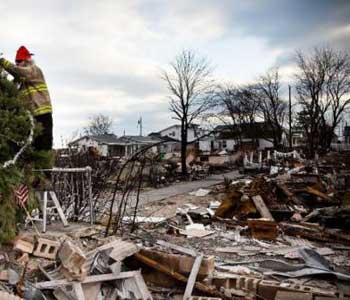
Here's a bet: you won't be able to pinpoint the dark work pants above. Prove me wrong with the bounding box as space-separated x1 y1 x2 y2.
33 113 53 151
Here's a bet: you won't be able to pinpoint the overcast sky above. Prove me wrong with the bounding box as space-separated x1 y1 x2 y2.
1 0 349 147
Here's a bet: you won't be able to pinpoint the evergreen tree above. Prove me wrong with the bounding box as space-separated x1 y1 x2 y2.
0 70 52 242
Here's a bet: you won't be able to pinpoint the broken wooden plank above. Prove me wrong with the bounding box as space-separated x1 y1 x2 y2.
183 255 204 300
180 228 215 238
38 265 75 300
135 272 153 300
304 186 332 202
280 222 350 245
302 205 350 222
134 252 223 299
108 240 139 261
251 195 274 221
156 240 197 257
82 283 101 300
140 249 214 277
73 282 86 300
35 271 140 289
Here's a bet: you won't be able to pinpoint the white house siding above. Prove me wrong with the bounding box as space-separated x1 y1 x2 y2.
199 140 211 152
151 146 158 153
71 138 109 156
160 126 181 140
74 138 99 151
226 140 236 151
215 139 236 151
258 139 273 150
159 125 204 142
100 144 108 156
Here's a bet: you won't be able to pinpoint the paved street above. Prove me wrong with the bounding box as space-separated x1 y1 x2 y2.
137 169 240 206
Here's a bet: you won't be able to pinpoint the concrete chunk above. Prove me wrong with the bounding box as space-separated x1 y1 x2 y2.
58 240 87 281
33 238 61 260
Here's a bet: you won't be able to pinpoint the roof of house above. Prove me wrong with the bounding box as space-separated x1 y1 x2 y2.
148 132 180 143
157 124 200 133
69 134 120 145
69 134 162 146
119 135 161 144
214 122 275 139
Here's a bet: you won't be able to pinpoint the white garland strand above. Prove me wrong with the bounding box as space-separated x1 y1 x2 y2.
1 110 34 169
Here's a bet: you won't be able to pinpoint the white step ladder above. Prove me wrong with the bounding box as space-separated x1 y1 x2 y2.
35 191 69 233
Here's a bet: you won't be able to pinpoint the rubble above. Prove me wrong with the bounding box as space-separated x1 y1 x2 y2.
1 151 350 300
58 240 88 281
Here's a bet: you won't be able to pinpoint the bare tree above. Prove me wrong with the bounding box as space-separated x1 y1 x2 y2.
162 50 213 176
323 49 350 149
84 113 113 136
256 68 287 149
215 84 259 146
295 47 350 157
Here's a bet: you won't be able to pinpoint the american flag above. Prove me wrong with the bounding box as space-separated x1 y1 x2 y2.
15 184 29 206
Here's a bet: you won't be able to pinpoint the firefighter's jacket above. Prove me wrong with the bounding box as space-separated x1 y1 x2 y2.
0 58 52 116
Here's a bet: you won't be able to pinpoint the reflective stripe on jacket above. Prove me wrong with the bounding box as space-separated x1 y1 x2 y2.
0 59 52 116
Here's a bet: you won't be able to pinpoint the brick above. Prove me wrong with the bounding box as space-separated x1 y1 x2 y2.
33 238 61 260
212 273 260 296
257 280 280 300
275 291 312 300
0 290 23 300
0 270 9 281
13 238 34 254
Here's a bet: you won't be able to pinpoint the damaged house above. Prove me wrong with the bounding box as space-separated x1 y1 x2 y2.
199 122 275 153
68 134 160 158
149 124 207 156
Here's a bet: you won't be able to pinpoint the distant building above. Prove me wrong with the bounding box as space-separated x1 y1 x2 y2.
290 127 306 148
148 132 181 154
199 122 275 152
68 134 160 158
156 124 205 142
68 134 119 156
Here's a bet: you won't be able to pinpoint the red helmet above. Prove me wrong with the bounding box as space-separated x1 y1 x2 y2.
15 46 33 61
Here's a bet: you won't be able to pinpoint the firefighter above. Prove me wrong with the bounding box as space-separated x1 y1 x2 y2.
0 46 53 151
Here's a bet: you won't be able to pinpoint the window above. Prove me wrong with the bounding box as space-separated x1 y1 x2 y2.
222 140 227 148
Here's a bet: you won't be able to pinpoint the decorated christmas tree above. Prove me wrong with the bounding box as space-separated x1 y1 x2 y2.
0 69 52 243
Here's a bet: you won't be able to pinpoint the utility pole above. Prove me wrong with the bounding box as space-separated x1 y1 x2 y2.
289 85 292 149
138 117 143 136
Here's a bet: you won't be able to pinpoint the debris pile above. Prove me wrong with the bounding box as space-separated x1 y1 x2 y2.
1 229 153 300
121 154 350 299
1 151 350 299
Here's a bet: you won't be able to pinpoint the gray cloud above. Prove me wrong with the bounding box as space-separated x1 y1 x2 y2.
215 0 350 53
1 0 349 147
53 71 165 99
